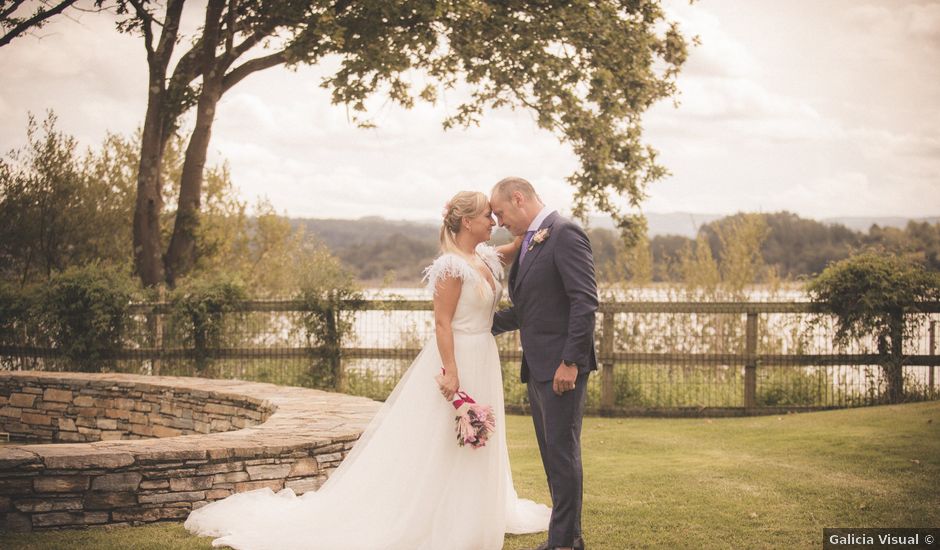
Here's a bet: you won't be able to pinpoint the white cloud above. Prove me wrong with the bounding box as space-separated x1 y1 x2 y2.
852 128 940 161
0 11 145 149
849 2 940 43
679 78 816 120
0 0 937 224
906 3 940 40
649 2 845 147
202 62 583 220
663 0 760 78
783 172 877 217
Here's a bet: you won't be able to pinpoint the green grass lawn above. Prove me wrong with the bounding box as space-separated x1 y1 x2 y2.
3 402 938 549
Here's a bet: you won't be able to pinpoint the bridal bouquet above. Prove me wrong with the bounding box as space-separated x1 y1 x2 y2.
449 390 496 449
437 371 496 449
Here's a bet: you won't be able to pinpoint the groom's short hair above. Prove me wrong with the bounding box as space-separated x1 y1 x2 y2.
493 177 542 203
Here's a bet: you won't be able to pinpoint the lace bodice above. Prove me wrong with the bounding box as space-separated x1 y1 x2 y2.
422 243 504 334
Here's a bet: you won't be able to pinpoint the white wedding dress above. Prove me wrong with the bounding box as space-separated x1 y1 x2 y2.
184 243 551 549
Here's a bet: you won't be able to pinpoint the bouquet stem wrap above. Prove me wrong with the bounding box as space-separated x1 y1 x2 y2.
437 369 496 449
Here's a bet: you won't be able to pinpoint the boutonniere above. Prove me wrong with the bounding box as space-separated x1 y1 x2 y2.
528 228 550 251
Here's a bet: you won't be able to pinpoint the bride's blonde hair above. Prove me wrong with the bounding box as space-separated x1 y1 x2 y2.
440 191 488 256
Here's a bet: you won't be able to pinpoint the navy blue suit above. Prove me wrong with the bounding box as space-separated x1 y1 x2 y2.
492 210 598 548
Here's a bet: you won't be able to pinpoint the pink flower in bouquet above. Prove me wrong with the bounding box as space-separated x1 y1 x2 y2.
454 398 496 449
437 369 496 449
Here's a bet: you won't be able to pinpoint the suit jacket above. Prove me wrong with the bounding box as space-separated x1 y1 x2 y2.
492 211 599 383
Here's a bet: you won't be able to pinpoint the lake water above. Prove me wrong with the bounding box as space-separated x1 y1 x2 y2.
336 285 938 396
351 284 936 353
362 284 811 301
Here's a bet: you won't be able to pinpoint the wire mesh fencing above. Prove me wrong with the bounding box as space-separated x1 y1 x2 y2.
2 300 938 416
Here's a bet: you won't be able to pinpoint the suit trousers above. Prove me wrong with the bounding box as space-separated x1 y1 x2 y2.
527 371 589 548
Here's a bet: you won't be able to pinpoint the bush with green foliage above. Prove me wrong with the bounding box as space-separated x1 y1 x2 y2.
31 264 141 371
168 274 249 374
291 246 364 389
807 251 940 402
0 280 32 345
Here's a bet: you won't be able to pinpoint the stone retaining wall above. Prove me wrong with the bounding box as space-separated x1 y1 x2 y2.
0 372 381 532
0 374 274 443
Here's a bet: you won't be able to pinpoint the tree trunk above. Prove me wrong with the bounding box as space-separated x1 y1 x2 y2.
885 311 905 403
133 84 167 287
163 80 222 285
131 0 186 288
164 0 226 286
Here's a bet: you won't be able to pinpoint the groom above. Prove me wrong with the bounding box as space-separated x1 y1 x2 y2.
490 177 598 550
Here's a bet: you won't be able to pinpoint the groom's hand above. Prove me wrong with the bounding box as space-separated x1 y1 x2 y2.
552 362 579 396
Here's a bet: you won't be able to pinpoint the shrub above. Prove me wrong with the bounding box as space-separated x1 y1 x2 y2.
32 263 140 371
169 274 249 374
807 251 940 402
0 280 33 345
292 249 364 390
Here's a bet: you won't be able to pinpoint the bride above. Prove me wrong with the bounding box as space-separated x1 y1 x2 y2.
184 191 551 549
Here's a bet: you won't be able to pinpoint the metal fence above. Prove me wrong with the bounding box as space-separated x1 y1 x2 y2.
2 300 938 416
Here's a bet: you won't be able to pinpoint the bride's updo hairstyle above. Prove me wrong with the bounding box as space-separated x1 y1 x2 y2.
440 191 488 256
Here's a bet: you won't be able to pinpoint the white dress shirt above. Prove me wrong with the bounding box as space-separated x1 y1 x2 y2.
527 206 554 232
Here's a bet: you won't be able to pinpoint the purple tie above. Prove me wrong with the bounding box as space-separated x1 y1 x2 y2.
519 230 536 264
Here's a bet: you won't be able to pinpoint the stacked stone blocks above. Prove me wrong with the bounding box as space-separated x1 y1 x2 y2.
1 377 270 444
0 372 380 532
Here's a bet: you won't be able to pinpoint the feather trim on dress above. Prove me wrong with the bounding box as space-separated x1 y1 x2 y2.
422 244 504 294
422 253 478 294
475 243 504 282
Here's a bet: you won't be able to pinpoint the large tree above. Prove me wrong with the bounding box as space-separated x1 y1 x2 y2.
115 0 689 287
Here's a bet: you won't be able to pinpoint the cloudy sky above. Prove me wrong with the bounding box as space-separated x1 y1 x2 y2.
1 0 938 222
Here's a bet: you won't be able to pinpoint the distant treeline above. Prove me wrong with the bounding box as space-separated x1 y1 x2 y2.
293 212 940 284
4 116 935 294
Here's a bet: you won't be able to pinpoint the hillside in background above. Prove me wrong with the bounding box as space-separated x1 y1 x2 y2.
290 212 940 284
587 213 940 238
289 217 439 282
822 216 940 233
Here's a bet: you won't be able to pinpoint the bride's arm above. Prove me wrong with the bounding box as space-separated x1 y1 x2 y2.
494 235 523 266
433 275 462 400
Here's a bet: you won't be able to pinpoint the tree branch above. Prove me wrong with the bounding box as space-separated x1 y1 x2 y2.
1 0 28 21
71 3 111 14
220 30 263 71
222 50 287 93
201 0 225 68
161 39 205 137
0 0 77 48
126 0 154 59
168 39 205 89
167 44 204 94
224 0 236 54
153 0 186 67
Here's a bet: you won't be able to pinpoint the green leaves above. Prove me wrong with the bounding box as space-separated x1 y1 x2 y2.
807 251 940 402
293 254 363 389
321 1 688 233
33 263 141 371
807 252 940 350
169 273 249 372
114 0 688 256
0 112 137 286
